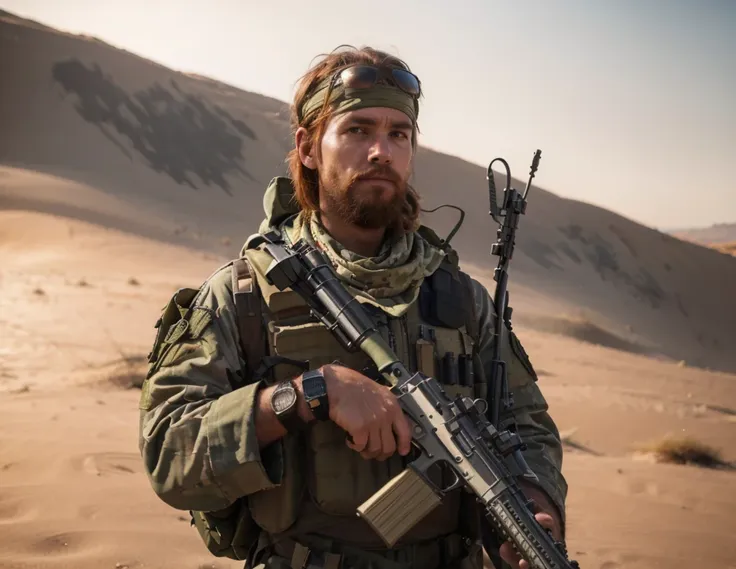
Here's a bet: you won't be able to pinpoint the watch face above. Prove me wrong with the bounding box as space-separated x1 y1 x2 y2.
272 386 297 414
303 373 327 398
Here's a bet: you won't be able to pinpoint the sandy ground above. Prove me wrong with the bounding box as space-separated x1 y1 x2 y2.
2 207 735 569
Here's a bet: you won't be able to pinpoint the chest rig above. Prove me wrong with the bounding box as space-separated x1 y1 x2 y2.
190 178 488 566
231 226 487 552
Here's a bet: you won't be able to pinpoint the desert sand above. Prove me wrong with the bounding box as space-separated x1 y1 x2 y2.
2 10 735 569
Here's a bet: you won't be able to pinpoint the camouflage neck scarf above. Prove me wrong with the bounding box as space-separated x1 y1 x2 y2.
285 213 445 317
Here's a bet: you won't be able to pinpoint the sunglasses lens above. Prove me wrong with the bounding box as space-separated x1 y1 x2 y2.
391 69 420 96
340 66 379 89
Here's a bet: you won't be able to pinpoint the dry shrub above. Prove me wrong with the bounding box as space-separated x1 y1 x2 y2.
639 436 727 469
559 427 600 456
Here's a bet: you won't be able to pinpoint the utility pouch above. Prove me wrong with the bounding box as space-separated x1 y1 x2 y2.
190 498 259 561
416 325 437 377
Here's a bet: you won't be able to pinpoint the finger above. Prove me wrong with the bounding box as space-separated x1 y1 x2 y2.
534 512 560 540
360 426 382 460
377 421 396 461
499 542 521 568
346 429 368 453
534 512 554 529
393 412 413 456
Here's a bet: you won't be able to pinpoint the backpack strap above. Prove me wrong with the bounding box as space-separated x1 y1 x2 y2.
231 257 267 381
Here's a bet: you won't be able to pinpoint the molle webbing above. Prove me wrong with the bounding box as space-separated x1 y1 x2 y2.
268 533 468 569
231 258 267 381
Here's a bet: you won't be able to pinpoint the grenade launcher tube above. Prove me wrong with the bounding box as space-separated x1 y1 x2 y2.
298 244 404 381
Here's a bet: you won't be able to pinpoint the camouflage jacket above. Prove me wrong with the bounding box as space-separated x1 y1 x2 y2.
138 251 568 532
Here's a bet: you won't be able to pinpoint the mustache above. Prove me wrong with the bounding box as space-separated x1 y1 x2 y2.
349 164 403 185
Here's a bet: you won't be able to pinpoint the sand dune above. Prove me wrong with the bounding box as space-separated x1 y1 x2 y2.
1 9 735 569
3 11 734 374
2 210 734 569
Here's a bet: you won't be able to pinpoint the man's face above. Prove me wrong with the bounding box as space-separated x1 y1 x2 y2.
314 106 415 230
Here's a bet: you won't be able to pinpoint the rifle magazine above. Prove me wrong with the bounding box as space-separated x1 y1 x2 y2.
356 467 442 548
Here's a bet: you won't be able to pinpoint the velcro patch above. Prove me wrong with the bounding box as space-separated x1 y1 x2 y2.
510 331 538 381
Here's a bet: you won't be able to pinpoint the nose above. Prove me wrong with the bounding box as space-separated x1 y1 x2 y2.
368 134 392 165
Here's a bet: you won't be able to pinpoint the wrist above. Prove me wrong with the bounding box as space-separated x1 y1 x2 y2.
293 375 317 423
320 364 339 406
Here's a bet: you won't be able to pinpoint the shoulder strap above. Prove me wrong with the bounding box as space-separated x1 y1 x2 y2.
231 257 266 381
457 270 479 346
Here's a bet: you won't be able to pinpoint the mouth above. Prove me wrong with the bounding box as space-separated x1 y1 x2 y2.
359 176 394 183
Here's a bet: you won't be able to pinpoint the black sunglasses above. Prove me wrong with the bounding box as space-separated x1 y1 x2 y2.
331 65 422 97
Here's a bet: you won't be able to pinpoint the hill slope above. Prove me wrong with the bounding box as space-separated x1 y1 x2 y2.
1 10 735 372
671 222 736 245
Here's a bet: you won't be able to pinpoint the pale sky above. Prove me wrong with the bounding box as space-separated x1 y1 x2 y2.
5 0 735 230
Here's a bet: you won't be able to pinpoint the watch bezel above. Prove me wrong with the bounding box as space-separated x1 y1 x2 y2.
271 382 297 414
271 384 298 415
270 379 308 433
302 370 328 397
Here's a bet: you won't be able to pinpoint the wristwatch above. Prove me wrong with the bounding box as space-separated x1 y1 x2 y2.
301 369 330 421
270 379 308 433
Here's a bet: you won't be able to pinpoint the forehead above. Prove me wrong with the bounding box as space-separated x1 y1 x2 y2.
332 107 414 129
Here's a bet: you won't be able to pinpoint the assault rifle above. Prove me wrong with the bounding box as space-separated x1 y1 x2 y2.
247 150 579 569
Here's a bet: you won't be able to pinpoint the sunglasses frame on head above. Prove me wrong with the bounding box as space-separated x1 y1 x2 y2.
330 64 422 98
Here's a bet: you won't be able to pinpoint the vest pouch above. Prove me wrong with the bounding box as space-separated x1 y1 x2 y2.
264 318 374 523
415 323 476 532
306 419 407 517
432 327 475 402
269 320 369 379
248 432 305 534
190 498 259 560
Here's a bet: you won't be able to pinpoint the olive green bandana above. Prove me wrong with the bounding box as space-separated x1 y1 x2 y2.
284 213 445 317
300 83 419 124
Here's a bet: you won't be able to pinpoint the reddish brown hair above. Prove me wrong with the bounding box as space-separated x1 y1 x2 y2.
287 45 423 233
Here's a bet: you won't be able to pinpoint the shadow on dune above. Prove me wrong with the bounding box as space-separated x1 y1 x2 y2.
514 313 652 356
51 59 255 195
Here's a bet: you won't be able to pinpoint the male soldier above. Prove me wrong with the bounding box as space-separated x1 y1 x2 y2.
139 46 567 569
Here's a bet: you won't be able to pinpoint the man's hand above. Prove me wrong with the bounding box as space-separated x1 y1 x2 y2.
321 363 413 461
499 481 563 569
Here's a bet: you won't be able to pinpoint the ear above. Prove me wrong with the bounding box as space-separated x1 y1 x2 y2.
295 126 317 170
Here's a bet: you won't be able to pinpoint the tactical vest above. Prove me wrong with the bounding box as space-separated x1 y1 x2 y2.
190 179 487 568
